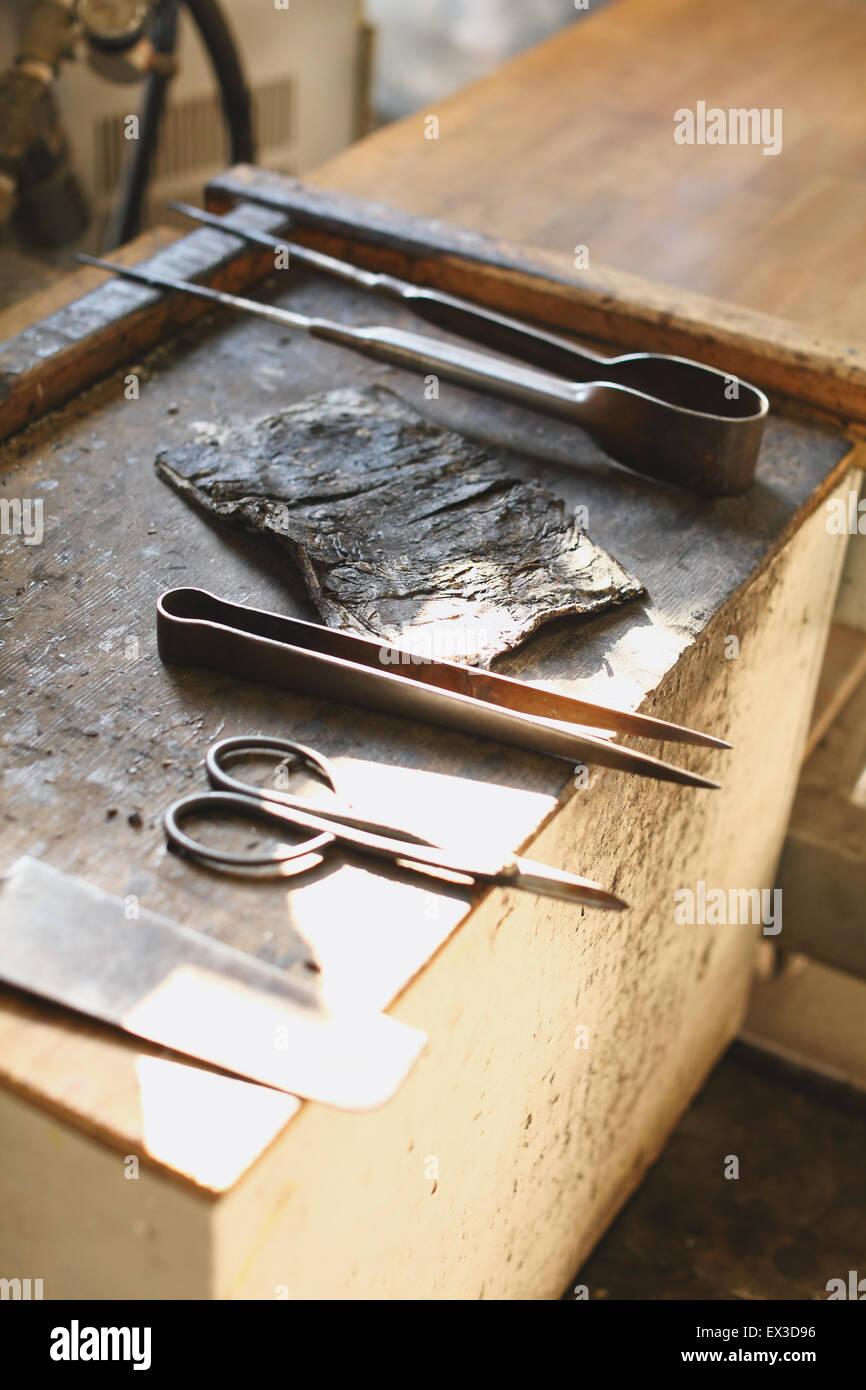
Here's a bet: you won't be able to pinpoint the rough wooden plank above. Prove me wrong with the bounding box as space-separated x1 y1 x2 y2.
4 162 866 454
743 960 866 1094
803 621 866 761
0 229 181 340
790 655 866 863
0 470 849 1295
0 11 861 1284
0 148 861 1285
777 666 866 978
835 489 866 631
0 203 289 443
210 474 858 1297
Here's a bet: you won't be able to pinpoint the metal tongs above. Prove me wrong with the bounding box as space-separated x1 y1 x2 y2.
77 202 768 494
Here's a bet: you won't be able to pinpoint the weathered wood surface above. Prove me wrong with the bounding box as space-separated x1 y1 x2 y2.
228 487 854 1297
803 620 866 762
0 230 179 331
0 0 862 1285
156 382 644 664
0 203 289 443
743 959 866 1095
2 471 854 1295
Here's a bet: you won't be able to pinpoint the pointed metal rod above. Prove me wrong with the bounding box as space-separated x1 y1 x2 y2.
166 199 395 298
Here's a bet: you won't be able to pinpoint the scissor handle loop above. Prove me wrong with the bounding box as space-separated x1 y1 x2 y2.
206 735 340 802
164 790 336 869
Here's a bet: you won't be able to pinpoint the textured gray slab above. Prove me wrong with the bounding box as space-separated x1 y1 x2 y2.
156 383 644 665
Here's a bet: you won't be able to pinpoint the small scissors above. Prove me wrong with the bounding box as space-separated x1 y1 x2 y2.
164 735 628 912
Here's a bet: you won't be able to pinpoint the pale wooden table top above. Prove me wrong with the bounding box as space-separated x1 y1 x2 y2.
317 0 866 346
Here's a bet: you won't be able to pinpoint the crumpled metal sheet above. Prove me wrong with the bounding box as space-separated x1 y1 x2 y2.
156 386 645 666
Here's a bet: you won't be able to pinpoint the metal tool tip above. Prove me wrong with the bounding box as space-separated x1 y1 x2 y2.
605 892 630 912
574 883 630 912
682 771 722 790
74 252 123 275
610 743 724 788
650 756 722 789
583 891 629 913
691 731 733 751
569 890 630 913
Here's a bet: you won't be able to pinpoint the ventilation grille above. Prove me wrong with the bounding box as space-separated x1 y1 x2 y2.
94 77 293 193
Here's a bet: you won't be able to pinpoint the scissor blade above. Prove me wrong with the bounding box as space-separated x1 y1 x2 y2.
511 857 628 911
227 796 626 909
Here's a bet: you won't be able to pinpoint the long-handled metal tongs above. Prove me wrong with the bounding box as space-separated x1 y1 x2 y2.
77 210 768 495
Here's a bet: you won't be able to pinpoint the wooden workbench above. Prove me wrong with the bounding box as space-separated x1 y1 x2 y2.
318 0 866 349
0 0 863 1299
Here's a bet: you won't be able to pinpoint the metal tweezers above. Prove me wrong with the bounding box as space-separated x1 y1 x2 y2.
156 587 729 789
77 203 768 495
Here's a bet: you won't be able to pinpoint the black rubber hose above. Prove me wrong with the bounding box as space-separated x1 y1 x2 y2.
184 0 255 165
103 0 180 249
103 0 255 248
